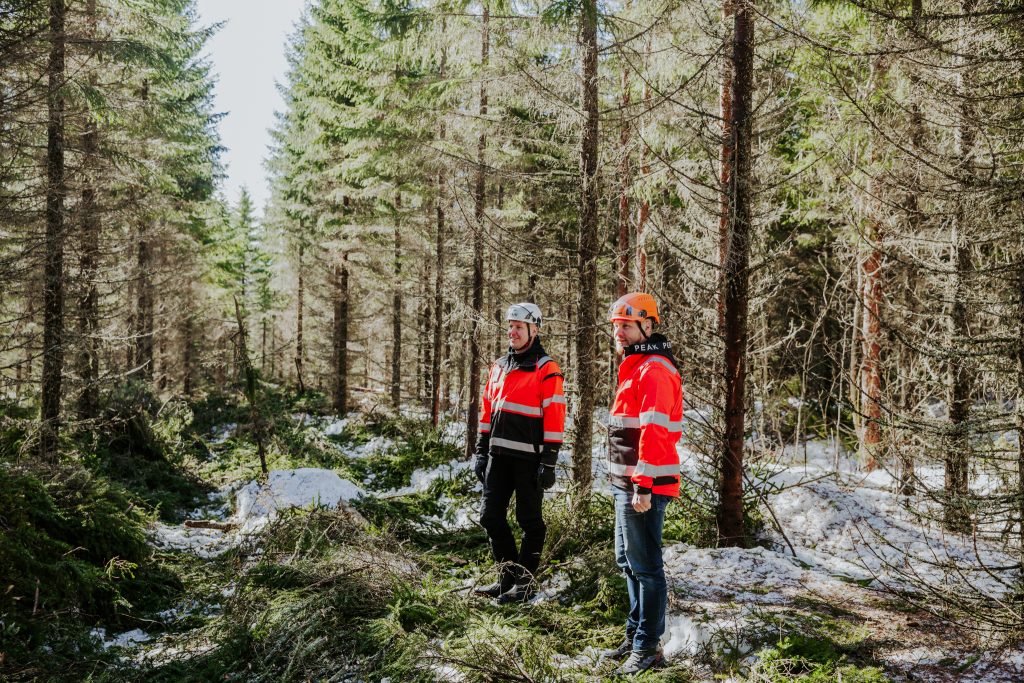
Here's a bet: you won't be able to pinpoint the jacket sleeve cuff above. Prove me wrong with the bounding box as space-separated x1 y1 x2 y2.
475 433 491 457
635 486 653 495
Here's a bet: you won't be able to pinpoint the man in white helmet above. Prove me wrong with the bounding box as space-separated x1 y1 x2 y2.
472 302 567 604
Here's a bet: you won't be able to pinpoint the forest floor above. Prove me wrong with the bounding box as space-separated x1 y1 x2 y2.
5 391 1024 682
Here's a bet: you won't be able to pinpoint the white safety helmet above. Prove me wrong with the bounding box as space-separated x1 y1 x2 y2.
506 302 542 327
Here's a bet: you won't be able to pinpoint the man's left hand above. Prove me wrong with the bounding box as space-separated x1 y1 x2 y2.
631 492 651 513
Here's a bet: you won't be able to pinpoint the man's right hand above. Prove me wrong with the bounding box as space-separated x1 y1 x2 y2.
474 454 489 483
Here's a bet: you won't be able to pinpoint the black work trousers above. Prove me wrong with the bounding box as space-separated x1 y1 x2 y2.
479 455 546 582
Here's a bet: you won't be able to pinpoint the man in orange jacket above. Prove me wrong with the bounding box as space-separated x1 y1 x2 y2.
602 292 683 674
472 303 566 604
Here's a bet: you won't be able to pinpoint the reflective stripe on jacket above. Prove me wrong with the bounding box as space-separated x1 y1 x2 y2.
608 349 683 496
479 343 566 461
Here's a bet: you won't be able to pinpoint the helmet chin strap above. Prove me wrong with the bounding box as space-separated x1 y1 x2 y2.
511 326 535 353
637 320 650 341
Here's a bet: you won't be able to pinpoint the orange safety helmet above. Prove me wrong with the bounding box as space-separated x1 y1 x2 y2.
608 292 660 324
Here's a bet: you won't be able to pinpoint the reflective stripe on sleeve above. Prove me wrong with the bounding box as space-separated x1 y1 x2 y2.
634 461 680 477
543 432 563 441
639 411 683 433
608 462 636 477
642 355 678 375
542 395 567 408
608 413 640 429
479 422 490 432
492 399 543 417
490 437 539 453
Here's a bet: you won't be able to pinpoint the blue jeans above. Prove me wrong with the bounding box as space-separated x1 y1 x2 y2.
613 487 670 652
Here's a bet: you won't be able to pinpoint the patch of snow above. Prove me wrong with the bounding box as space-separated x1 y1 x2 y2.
150 521 236 559
663 612 752 659
207 423 237 445
156 599 220 622
663 544 846 604
551 646 605 669
137 639 216 665
533 571 571 603
322 417 349 436
383 459 472 498
441 419 467 445
764 468 1018 596
91 627 152 650
330 434 397 459
150 468 365 557
233 468 365 535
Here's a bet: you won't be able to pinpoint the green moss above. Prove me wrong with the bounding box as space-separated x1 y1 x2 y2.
740 610 888 682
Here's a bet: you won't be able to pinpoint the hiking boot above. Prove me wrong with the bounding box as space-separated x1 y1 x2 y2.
473 575 513 599
599 635 634 660
496 582 535 605
617 648 664 675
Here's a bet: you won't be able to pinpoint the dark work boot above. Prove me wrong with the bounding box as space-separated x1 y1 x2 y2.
617 647 664 675
496 581 536 605
473 573 514 599
600 634 635 660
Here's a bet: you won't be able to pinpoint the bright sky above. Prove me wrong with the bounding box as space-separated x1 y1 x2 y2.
195 0 306 215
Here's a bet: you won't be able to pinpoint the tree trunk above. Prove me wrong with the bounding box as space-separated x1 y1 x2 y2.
421 261 432 405
132 81 154 382
295 242 305 392
260 317 267 375
40 0 67 462
465 2 489 459
944 0 976 533
333 253 349 414
616 57 631 298
391 199 402 410
75 0 100 421
717 0 736 335
859 56 890 470
859 233 883 463
182 299 193 397
717 0 755 547
234 296 267 476
458 274 468 417
135 226 154 381
1017 258 1024 562
572 0 600 496
635 34 652 292
898 0 925 496
431 167 446 425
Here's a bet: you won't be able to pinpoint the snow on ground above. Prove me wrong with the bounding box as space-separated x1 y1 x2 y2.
150 468 365 556
654 435 1024 680
383 458 472 498
233 468 364 534
332 434 397 459
206 422 236 445
664 544 850 605
765 469 1017 596
756 443 1019 597
90 627 152 650
91 626 216 665
293 412 398 458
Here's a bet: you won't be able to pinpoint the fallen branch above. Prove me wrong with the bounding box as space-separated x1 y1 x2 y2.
184 519 236 531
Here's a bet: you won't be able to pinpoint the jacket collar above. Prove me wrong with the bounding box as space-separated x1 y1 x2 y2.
500 336 547 372
622 333 677 368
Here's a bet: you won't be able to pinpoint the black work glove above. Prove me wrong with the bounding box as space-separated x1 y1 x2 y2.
474 453 489 484
536 464 556 490
539 444 559 468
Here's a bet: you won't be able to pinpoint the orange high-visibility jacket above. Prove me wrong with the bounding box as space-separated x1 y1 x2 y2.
478 342 566 462
608 337 683 496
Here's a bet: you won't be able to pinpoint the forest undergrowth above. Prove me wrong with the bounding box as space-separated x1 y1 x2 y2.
0 387 951 682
